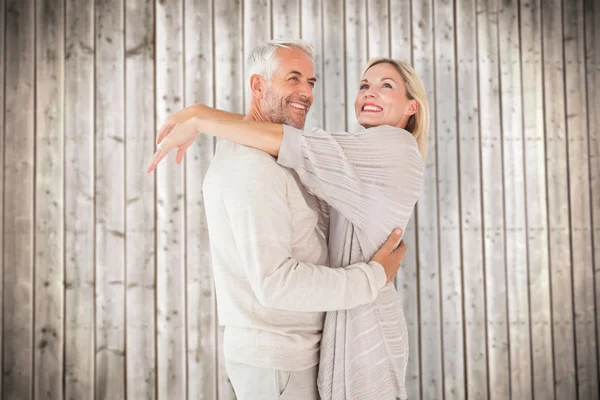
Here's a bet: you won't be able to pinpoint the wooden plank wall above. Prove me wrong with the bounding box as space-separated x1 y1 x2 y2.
1 0 599 399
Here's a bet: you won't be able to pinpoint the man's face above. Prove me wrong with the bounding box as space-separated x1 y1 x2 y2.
261 47 316 129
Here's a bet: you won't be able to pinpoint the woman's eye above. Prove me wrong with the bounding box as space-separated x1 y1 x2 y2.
383 83 392 88
360 84 369 90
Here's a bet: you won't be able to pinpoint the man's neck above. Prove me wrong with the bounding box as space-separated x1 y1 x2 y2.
244 105 271 123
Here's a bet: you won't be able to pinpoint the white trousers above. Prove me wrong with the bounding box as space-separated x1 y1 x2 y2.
225 359 319 400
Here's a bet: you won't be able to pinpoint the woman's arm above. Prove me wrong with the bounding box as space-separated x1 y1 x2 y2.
275 125 424 258
156 103 245 144
195 118 285 156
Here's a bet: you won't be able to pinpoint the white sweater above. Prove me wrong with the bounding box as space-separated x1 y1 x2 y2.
202 139 387 371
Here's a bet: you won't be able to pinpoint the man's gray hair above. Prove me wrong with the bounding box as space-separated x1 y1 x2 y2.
245 39 316 100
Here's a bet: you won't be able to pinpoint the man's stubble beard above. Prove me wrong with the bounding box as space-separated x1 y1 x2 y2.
262 88 307 129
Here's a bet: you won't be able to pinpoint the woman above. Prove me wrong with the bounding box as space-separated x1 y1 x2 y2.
148 57 429 400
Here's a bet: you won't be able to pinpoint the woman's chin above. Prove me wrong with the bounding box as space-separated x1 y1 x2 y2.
358 115 383 128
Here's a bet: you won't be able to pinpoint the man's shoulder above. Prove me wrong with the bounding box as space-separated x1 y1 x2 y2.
205 140 289 191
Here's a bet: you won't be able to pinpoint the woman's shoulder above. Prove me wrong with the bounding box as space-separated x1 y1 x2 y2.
362 125 417 142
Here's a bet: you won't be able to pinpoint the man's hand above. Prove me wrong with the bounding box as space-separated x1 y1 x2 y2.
370 228 407 284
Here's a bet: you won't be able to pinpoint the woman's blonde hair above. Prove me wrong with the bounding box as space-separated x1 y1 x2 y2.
361 57 430 160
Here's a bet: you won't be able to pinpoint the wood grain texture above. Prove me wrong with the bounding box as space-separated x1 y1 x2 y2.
0 0 4 392
366 0 389 59
3 0 35 398
434 0 464 398
34 0 65 398
564 0 599 398
301 0 324 130
1 2 599 399
457 0 488 398
95 0 126 398
390 1 420 398
125 0 156 398
412 0 443 398
323 0 346 131
243 0 270 112
344 0 367 132
214 1 243 398
184 0 218 398
584 0 600 390
65 0 95 398
542 0 577 398
155 0 187 399
272 0 300 39
520 0 554 398
477 0 510 397
499 0 532 398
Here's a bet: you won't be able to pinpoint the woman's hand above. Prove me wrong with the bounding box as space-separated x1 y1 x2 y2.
146 117 201 174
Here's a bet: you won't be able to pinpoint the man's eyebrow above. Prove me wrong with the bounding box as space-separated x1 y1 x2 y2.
289 70 317 82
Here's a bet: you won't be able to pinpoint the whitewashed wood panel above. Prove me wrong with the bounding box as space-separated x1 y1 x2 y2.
412 0 443 398
434 0 464 398
95 1 126 399
477 0 510 397
366 0 389 59
214 1 243 398
584 0 600 387
0 0 4 393
457 1 488 398
323 0 346 131
34 0 65 398
564 1 598 398
3 0 35 398
243 0 270 112
64 0 95 398
272 0 300 39
3 2 600 400
301 0 324 130
499 0 532 398
184 0 218 398
344 0 367 132
125 0 156 398
155 0 187 399
520 0 554 398
390 2 420 399
542 0 577 398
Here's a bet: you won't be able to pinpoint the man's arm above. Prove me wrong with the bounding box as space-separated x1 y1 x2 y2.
220 155 403 312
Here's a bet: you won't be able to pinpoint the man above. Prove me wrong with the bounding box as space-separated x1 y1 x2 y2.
153 40 406 399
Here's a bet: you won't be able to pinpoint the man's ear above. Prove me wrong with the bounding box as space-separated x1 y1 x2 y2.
406 99 418 116
249 74 265 99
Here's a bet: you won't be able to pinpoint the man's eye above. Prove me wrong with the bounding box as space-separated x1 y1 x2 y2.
289 76 299 81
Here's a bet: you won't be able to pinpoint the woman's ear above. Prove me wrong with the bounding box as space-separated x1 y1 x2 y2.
249 74 265 99
406 99 418 116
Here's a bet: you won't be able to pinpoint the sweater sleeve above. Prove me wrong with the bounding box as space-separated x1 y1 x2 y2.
220 151 387 312
277 125 424 259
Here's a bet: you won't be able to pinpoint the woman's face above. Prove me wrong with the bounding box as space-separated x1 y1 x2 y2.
354 62 416 129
